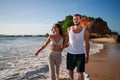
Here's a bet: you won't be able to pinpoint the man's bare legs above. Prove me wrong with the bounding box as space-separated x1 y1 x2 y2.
78 72 84 80
69 70 74 79
69 71 84 80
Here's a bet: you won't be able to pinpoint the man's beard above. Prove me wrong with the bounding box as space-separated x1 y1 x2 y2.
75 23 80 26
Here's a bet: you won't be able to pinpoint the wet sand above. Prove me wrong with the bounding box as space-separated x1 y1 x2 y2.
86 42 120 80
90 38 116 43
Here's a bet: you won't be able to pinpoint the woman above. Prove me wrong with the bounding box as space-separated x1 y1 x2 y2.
35 23 64 80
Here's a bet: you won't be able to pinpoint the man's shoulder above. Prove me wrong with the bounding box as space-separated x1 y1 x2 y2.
67 26 72 31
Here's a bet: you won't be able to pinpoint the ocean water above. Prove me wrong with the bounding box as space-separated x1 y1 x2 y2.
0 37 103 80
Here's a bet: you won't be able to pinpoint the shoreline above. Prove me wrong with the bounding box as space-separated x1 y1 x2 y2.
86 42 120 80
90 37 116 43
1 37 119 80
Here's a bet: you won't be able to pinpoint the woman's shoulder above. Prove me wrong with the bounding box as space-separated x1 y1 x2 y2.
48 34 54 39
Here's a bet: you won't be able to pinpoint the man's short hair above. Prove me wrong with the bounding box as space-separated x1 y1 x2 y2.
73 14 81 18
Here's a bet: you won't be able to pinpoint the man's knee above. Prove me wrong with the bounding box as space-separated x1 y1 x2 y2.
78 72 84 80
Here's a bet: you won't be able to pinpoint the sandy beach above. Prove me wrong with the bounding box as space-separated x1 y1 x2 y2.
90 38 116 43
86 41 120 80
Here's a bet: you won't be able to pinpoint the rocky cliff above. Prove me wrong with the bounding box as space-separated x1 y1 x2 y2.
90 17 111 35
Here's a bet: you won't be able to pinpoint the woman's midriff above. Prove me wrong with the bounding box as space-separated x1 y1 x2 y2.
50 45 62 51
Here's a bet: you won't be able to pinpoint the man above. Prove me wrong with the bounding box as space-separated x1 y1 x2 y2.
64 14 90 80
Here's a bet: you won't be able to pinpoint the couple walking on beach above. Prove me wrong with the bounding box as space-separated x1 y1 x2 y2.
34 14 90 80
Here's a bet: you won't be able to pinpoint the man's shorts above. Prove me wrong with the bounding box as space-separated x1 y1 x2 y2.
67 52 85 72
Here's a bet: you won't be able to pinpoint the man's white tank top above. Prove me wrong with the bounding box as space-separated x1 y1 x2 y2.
67 26 85 54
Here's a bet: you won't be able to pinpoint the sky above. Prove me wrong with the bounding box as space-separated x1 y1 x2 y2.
0 0 120 35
